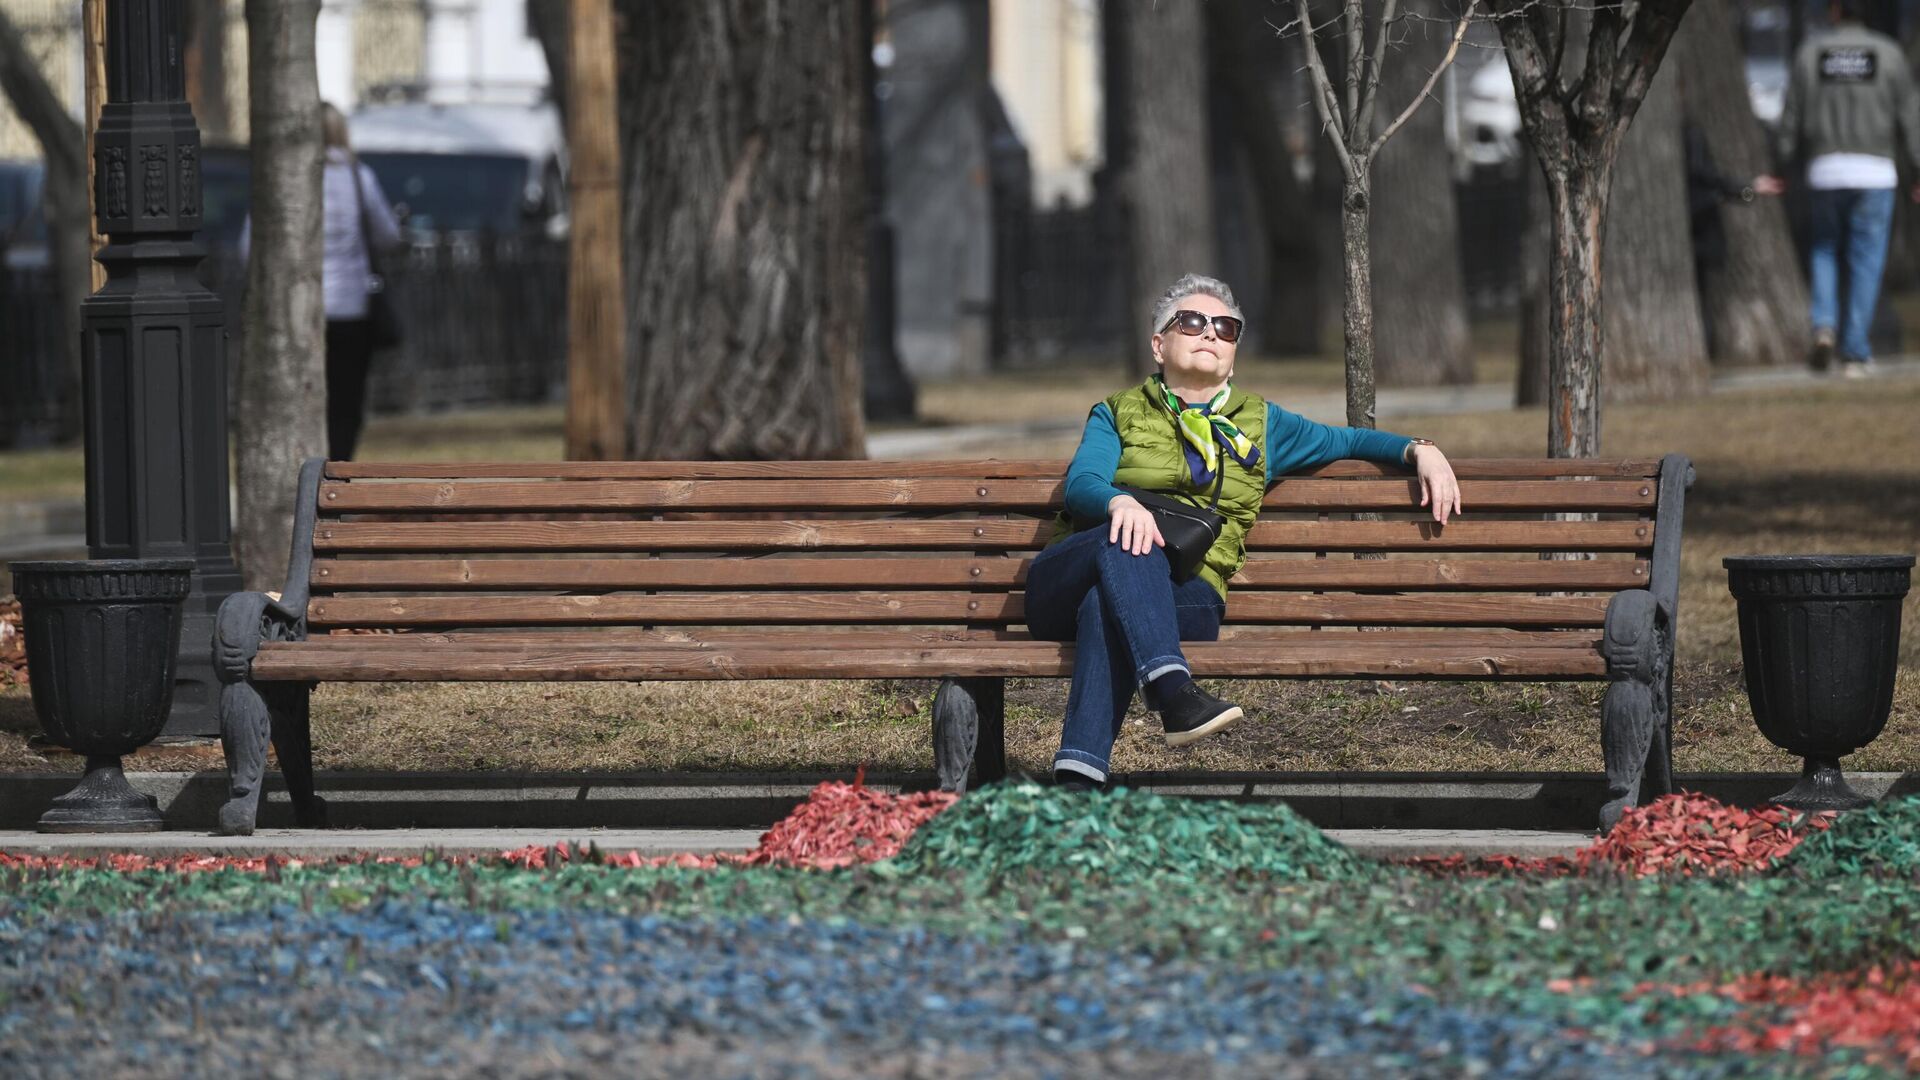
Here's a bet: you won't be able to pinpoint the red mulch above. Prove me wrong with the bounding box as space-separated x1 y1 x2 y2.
1686 963 1920 1070
0 598 24 689
1405 793 1837 879
500 774 958 871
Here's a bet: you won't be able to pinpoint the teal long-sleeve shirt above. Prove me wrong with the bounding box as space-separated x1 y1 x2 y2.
1063 401 1414 522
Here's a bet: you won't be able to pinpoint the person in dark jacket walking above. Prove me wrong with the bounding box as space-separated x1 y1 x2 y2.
1756 0 1920 377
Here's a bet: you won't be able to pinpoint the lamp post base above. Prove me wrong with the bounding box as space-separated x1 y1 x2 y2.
37 755 165 833
1772 755 1873 813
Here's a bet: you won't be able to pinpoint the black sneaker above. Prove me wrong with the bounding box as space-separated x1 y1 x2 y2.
1810 329 1835 373
1158 681 1245 748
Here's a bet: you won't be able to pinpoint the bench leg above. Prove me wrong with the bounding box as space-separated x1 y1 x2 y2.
1599 590 1672 832
933 677 1006 795
268 682 328 828
217 677 272 836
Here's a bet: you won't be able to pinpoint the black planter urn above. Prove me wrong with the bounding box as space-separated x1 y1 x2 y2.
1724 554 1913 811
11 559 195 832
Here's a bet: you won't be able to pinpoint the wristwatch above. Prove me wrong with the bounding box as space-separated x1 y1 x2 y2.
1402 438 1436 466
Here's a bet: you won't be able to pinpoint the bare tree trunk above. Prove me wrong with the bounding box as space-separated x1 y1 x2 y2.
1371 2 1471 388
1675 0 1809 366
1604 64 1710 403
1541 164 1612 457
1121 0 1220 363
618 0 866 460
235 0 326 590
1341 176 1377 426
1493 0 1694 457
0 7 88 442
1209 0 1320 356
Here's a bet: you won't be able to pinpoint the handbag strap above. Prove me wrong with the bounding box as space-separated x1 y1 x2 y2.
347 156 380 275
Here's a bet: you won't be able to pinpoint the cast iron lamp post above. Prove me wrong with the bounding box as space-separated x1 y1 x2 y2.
83 0 238 737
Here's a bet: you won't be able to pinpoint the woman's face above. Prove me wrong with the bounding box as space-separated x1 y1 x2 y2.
1152 293 1237 388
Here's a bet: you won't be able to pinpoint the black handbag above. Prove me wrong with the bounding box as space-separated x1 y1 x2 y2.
1112 462 1227 583
350 162 403 350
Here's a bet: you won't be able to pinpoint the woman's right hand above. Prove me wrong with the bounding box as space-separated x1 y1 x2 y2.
1107 494 1164 555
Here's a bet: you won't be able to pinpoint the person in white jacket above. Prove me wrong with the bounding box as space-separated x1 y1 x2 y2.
241 103 403 459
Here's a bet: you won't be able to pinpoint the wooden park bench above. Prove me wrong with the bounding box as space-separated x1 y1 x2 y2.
213 454 1694 836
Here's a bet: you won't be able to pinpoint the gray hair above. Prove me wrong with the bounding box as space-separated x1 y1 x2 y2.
1149 273 1243 336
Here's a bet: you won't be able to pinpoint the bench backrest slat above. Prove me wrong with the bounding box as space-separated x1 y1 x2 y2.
324 459 1663 480
312 518 1653 554
310 556 1649 592
316 477 1657 513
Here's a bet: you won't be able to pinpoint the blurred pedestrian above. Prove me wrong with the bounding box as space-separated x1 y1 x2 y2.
1755 0 1920 378
241 103 403 458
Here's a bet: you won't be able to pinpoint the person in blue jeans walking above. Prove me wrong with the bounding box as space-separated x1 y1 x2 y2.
1757 0 1920 376
1028 274 1463 792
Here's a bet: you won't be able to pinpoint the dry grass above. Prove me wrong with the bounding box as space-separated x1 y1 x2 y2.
1 369 1915 778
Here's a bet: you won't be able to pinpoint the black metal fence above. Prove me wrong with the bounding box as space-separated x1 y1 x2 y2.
363 236 568 413
3 235 567 447
0 268 73 448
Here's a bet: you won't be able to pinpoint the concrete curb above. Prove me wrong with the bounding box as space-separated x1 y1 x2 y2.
0 826 1591 861
2 769 1911 833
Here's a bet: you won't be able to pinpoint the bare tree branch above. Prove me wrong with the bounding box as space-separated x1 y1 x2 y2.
1371 0 1477 154
1343 0 1363 137
1355 0 1401 137
1488 0 1556 103
1609 0 1689 123
1297 0 1359 180
1576 0 1625 129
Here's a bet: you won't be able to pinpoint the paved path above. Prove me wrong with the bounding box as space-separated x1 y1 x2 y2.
0 826 1590 860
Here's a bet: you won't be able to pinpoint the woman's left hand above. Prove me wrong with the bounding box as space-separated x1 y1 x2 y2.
1413 445 1462 525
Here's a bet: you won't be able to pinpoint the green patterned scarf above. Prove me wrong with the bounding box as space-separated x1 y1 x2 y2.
1154 375 1261 486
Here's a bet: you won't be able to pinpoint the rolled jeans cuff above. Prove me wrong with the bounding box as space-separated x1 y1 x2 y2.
1138 657 1189 685
1053 752 1109 783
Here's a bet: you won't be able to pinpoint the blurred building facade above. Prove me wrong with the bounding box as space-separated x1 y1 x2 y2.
0 0 546 157
989 0 1103 209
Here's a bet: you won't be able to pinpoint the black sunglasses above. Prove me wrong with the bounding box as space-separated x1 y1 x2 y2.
1159 309 1243 343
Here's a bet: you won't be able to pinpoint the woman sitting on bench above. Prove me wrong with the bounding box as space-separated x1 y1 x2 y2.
1031 273 1464 792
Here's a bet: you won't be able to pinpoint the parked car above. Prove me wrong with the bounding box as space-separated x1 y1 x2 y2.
348 102 567 239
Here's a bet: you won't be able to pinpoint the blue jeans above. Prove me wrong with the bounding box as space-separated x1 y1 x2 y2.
1808 187 1895 363
1025 527 1226 782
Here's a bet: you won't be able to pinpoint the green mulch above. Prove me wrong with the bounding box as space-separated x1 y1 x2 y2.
6 785 1917 1025
884 781 1366 883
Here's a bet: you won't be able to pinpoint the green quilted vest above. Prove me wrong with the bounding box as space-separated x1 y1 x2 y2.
1050 378 1268 600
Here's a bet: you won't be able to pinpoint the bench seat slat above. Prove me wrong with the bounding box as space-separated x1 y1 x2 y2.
312 519 1654 554
315 478 1657 514
324 458 1664 481
312 556 1649 592
305 592 1611 628
304 628 1604 650
252 640 1608 681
